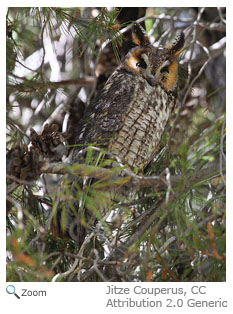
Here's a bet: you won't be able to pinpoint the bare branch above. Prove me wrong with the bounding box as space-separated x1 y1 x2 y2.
7 77 95 93
197 22 226 32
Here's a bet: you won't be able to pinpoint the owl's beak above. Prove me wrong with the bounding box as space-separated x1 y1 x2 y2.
146 74 158 87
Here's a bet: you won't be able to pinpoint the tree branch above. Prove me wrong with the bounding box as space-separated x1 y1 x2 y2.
40 158 225 191
7 77 95 93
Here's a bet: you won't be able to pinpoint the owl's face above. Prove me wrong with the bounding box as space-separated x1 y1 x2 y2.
123 31 184 93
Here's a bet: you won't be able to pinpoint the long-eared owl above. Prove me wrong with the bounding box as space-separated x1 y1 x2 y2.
72 24 184 170
55 24 185 244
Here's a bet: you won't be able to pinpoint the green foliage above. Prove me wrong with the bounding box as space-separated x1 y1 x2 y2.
6 7 226 282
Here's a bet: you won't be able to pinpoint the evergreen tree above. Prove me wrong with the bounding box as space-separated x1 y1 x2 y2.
6 7 226 282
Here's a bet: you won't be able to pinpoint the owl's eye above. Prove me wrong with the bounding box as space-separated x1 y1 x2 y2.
136 59 147 69
160 65 169 73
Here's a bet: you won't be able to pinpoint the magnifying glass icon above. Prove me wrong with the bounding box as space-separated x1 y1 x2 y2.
6 285 20 299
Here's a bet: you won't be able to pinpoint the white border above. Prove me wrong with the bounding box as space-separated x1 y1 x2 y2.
1 1 231 314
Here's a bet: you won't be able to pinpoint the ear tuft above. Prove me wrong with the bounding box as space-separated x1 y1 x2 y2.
167 31 185 56
131 23 151 47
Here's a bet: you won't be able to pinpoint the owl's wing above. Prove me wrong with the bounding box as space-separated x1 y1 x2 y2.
75 68 136 147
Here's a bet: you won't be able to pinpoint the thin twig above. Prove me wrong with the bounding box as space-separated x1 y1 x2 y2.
51 257 80 282
219 117 226 185
6 195 24 230
217 7 226 24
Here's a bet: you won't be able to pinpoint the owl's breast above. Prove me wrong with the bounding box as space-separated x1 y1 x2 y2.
108 84 175 169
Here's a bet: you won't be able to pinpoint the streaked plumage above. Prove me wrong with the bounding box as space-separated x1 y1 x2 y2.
54 24 185 244
72 24 184 170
